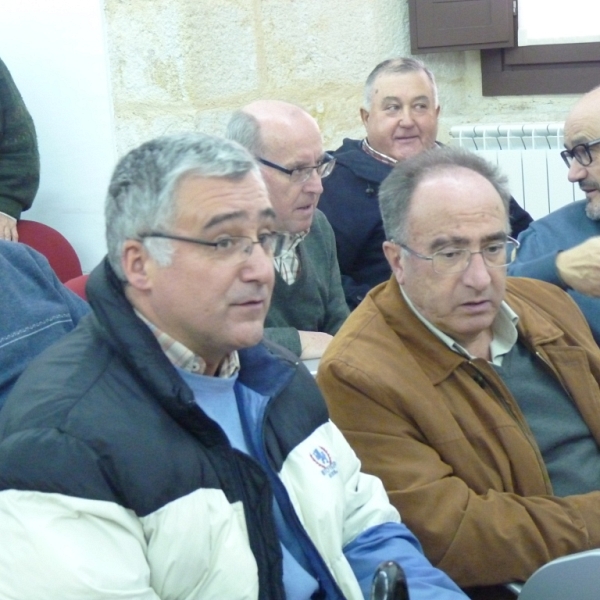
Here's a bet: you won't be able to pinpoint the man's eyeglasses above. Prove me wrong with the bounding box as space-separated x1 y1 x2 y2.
139 231 286 264
396 237 520 274
258 153 336 184
560 138 600 168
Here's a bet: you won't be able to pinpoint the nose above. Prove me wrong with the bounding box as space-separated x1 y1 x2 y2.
397 106 415 127
240 240 275 284
567 159 586 183
302 168 324 194
461 251 492 290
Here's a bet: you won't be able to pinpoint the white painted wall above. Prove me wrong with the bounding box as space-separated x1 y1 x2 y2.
0 0 116 273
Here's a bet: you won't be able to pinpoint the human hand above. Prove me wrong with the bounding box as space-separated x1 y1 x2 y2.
0 213 18 241
299 331 334 359
556 236 600 296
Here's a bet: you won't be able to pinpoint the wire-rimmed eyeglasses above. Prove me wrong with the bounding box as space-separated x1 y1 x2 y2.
139 231 286 264
396 237 520 274
560 138 600 168
258 153 336 184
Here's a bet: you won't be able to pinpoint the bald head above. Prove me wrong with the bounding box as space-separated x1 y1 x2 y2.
227 100 320 158
564 86 600 219
226 101 326 233
571 86 600 116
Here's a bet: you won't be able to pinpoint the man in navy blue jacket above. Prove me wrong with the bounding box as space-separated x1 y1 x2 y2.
319 57 532 309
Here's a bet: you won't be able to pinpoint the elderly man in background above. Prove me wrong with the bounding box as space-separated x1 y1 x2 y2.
0 56 39 241
0 132 467 600
510 85 600 345
319 57 532 309
318 146 600 598
227 100 349 359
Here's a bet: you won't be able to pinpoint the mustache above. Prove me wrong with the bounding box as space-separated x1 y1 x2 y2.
579 178 600 192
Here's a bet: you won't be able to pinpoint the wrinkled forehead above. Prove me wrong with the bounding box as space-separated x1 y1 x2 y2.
564 99 600 145
372 70 435 100
173 172 274 226
407 168 508 238
261 114 323 161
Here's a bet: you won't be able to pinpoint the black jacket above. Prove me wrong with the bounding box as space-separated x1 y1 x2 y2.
0 258 347 600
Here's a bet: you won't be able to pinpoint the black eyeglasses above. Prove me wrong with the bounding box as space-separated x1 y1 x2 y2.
560 138 600 168
258 153 336 184
139 231 286 264
397 237 520 274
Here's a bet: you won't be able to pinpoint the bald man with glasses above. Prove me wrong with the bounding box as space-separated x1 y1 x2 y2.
509 85 600 344
227 101 349 359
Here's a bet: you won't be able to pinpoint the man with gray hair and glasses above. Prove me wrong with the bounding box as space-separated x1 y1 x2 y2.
318 145 600 597
319 56 531 310
227 100 349 360
0 132 467 600
510 85 600 345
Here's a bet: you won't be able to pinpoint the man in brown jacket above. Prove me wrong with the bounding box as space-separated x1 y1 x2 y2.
317 146 600 598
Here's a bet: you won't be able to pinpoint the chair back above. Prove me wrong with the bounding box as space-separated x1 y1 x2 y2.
64 274 89 300
518 549 600 600
17 220 83 283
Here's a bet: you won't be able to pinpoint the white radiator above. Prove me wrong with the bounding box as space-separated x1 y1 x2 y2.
448 123 579 221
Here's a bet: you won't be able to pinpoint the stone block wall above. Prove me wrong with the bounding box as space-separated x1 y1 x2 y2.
104 0 577 157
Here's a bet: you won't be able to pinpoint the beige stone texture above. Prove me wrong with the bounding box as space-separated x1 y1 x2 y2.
103 0 578 157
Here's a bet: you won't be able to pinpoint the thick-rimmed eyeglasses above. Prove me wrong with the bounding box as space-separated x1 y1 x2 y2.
396 237 520 274
258 153 336 184
560 138 600 168
140 231 286 264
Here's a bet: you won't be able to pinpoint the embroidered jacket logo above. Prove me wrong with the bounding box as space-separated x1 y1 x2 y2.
309 446 338 478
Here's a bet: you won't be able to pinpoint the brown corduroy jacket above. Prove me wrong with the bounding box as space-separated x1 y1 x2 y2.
317 276 600 589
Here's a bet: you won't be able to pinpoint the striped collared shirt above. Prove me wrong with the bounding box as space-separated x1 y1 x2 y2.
135 310 240 377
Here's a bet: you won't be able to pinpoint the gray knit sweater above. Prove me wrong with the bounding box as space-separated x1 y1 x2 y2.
0 57 39 219
264 210 349 356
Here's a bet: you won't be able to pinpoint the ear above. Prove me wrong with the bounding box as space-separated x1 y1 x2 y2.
360 107 370 129
435 104 441 118
121 240 154 291
383 241 406 286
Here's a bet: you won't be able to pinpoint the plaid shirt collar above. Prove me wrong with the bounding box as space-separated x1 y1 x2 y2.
135 310 240 378
273 230 308 285
362 138 397 166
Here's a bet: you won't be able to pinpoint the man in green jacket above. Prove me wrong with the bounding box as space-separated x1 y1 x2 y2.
0 56 39 241
318 145 600 598
227 100 349 359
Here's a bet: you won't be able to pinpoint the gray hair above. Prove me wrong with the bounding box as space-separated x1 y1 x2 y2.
105 132 259 280
378 146 511 244
363 57 439 111
225 110 265 156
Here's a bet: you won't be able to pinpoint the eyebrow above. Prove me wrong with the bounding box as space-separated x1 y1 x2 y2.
289 154 327 170
566 137 593 148
203 207 276 231
429 232 507 252
381 94 430 105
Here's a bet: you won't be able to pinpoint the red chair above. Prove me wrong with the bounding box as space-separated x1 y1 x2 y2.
64 274 89 300
17 219 83 283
